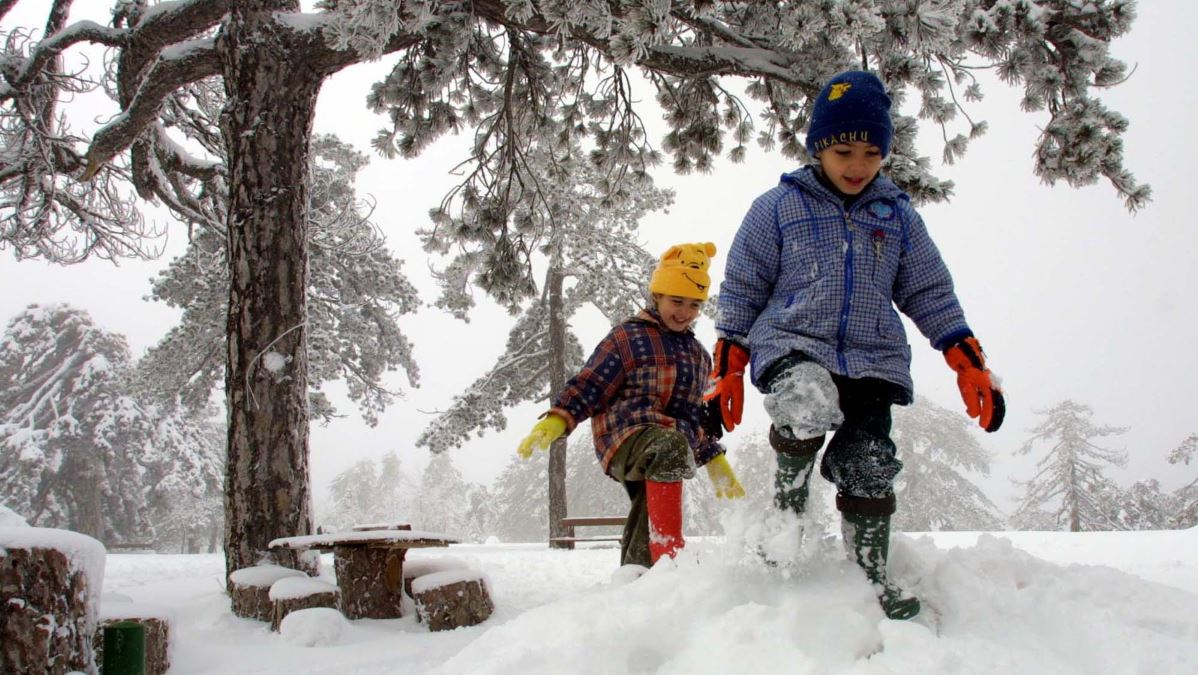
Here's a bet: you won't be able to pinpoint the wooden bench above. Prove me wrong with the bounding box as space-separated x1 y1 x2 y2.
549 515 627 547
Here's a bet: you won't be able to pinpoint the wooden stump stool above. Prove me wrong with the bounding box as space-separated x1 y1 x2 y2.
402 556 469 598
411 570 494 631
94 602 173 675
228 564 307 621
269 576 340 631
0 527 105 674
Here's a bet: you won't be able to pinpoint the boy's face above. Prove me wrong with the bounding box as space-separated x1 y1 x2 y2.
654 294 703 332
817 141 883 195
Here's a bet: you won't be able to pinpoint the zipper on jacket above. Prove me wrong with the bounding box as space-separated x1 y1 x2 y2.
836 209 853 373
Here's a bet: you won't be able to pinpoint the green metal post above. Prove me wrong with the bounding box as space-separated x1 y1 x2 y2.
102 620 146 675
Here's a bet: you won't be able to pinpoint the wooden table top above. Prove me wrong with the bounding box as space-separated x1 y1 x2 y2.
268 529 459 551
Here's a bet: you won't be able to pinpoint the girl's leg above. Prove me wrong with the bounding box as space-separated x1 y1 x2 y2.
608 427 695 566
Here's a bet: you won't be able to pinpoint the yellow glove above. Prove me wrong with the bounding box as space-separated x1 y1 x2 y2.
705 454 745 499
516 414 567 459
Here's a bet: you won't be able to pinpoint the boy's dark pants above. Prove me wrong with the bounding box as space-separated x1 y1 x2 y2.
607 426 695 567
818 374 905 499
763 353 906 499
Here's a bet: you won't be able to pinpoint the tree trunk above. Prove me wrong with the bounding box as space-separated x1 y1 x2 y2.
546 262 570 548
66 442 104 541
217 1 321 580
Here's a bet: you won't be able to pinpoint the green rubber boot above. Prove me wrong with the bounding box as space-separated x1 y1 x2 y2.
770 425 823 515
838 494 920 621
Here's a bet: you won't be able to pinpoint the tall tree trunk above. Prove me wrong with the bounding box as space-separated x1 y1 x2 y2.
217 1 320 579
546 261 570 548
66 443 104 541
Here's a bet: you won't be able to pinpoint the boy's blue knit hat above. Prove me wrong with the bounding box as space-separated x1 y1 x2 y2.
805 70 893 158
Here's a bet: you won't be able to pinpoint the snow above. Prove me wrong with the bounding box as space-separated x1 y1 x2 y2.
409 568 487 595
269 529 457 549
227 563 306 587
0 503 28 527
403 556 468 580
262 350 289 375
269 576 337 601
279 607 349 647
0 526 107 607
96 527 1198 674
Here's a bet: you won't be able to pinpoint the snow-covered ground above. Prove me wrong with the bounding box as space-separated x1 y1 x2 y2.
99 521 1198 674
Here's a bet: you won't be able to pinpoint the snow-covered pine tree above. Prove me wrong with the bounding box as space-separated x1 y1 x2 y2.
490 448 551 543
1104 478 1177 531
376 451 415 525
140 402 224 553
413 452 493 542
1012 400 1128 532
324 459 383 531
891 396 1004 531
1166 434 1198 529
136 133 420 426
2 0 1147 577
0 304 152 543
321 450 417 531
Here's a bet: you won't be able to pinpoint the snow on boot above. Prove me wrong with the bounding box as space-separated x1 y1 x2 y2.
770 425 823 515
645 480 684 563
837 494 920 621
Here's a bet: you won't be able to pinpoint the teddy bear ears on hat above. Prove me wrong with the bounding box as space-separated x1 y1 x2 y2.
659 241 717 269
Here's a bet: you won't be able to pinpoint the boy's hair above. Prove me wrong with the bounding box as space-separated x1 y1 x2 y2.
806 70 893 158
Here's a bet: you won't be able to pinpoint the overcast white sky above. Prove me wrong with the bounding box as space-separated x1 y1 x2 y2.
2 2 1196 514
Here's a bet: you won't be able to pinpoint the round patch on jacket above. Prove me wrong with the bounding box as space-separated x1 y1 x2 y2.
869 202 894 219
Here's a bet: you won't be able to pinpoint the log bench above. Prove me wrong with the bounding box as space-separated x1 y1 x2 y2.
0 527 105 674
411 569 493 631
269 529 458 620
268 576 339 631
550 515 627 547
228 564 308 621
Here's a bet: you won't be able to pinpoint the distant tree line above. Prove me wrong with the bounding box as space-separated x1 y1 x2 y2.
4 304 1193 549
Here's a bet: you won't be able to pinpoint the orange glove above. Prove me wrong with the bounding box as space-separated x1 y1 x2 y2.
704 339 750 432
944 336 1004 432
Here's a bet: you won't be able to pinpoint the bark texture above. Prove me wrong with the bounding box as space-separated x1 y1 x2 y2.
0 546 98 674
413 576 494 632
333 545 406 620
217 0 323 581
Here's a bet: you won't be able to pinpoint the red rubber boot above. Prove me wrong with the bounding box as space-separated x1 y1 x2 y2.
646 480 684 563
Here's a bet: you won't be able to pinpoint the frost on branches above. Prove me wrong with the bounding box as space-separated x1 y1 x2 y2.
346 0 1149 227
416 146 671 454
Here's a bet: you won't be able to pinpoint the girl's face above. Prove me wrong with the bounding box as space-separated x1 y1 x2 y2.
818 141 884 195
654 294 703 332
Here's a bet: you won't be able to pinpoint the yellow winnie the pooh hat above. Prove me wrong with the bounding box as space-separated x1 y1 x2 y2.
648 242 717 301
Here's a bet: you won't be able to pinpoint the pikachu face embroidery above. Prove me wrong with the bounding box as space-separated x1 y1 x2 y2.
828 82 852 101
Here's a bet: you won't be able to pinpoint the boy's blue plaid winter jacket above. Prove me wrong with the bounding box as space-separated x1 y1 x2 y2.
716 166 972 401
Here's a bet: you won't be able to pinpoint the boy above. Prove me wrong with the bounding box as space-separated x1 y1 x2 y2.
705 71 1004 620
517 242 744 568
